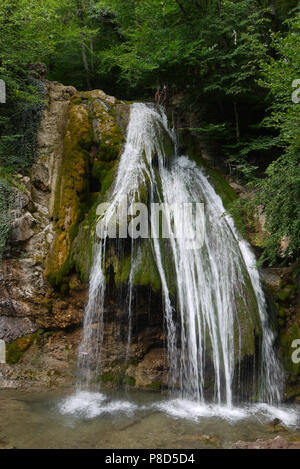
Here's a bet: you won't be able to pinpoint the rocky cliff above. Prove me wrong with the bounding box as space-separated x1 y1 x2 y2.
0 82 170 390
0 82 299 401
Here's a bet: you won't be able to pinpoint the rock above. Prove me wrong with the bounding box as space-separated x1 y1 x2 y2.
266 418 288 433
279 235 290 258
10 212 35 242
181 434 220 447
31 163 50 192
81 89 116 105
13 189 30 210
1 81 88 338
127 348 167 390
229 182 246 194
27 62 48 79
92 118 101 142
261 269 281 290
232 436 300 449
0 329 81 389
115 102 130 133
0 317 37 342
0 79 270 395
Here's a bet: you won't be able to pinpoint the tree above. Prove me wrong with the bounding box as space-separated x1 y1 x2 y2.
254 10 300 263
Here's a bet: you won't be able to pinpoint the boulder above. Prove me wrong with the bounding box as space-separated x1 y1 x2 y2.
10 212 35 242
0 317 37 343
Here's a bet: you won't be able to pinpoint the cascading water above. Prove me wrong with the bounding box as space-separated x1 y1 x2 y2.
77 103 284 407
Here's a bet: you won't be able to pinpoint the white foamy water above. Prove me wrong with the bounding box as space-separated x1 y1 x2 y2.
77 103 284 408
251 403 300 427
154 399 300 427
58 392 300 429
59 391 137 419
154 398 248 422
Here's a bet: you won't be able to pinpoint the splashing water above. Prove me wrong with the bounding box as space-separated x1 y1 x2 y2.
77 103 284 407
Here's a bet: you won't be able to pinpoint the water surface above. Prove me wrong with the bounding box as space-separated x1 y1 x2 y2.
1 389 299 449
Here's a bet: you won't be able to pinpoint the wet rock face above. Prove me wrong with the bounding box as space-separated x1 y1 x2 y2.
0 317 37 342
0 82 167 391
96 289 168 391
0 83 87 339
0 329 81 389
262 263 300 403
10 212 36 243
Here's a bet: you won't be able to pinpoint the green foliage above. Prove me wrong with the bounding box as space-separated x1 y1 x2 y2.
0 0 67 95
254 12 300 263
0 0 299 266
0 79 45 172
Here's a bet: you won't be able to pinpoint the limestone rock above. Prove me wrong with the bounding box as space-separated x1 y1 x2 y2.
0 317 37 342
128 348 167 389
10 212 35 242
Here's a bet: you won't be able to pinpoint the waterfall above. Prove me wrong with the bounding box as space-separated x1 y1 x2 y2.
77 103 284 406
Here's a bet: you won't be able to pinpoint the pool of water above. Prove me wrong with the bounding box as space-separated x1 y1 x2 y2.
0 389 300 449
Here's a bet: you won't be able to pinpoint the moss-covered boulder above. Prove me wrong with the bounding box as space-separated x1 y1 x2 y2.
45 90 129 290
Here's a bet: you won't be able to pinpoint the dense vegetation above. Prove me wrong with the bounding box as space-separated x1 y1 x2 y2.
0 0 299 264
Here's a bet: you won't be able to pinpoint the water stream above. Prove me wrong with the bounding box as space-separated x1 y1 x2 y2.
76 103 283 412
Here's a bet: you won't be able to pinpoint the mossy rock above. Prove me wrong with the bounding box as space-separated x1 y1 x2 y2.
45 95 127 288
100 371 124 386
45 102 93 286
92 160 117 197
132 242 162 292
6 332 42 364
145 381 163 391
110 240 162 293
123 375 136 386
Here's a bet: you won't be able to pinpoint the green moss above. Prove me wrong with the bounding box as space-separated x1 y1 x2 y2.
100 371 124 386
234 286 262 360
45 102 93 285
112 241 162 292
43 331 55 339
99 370 136 387
207 168 237 208
45 96 126 288
278 307 287 319
91 119 123 197
6 333 41 364
146 381 163 391
285 383 300 401
132 243 161 292
277 285 297 302
123 375 136 386
92 160 117 197
114 254 132 286
70 215 95 283
70 94 82 105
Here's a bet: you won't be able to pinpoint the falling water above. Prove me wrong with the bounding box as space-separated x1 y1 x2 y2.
77 103 284 406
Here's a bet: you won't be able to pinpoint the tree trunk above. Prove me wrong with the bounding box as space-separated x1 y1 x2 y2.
90 37 94 74
81 42 92 90
175 0 190 18
270 0 276 16
233 101 240 142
